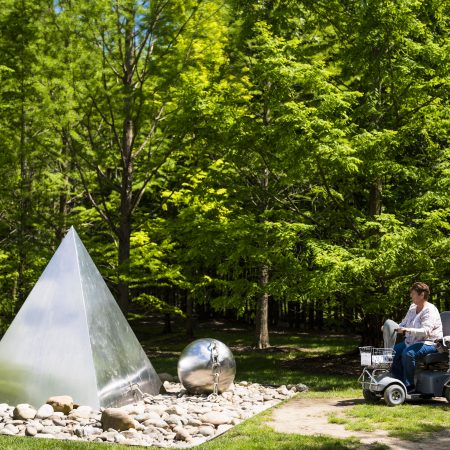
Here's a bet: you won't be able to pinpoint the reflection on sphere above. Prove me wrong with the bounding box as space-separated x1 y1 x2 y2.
177 338 236 394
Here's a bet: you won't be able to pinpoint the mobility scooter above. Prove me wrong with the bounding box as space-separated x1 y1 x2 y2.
358 311 450 406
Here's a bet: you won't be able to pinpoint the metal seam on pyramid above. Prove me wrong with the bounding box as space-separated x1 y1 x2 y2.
72 227 99 404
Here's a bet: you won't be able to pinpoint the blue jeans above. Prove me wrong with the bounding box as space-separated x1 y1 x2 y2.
391 341 437 387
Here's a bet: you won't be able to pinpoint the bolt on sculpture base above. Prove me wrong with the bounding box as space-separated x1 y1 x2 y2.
0 227 161 409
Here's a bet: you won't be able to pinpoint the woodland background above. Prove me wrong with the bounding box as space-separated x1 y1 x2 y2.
1 0 450 347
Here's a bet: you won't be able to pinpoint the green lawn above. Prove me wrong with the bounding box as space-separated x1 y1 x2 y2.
1 321 449 449
328 399 450 440
137 321 361 394
198 407 368 450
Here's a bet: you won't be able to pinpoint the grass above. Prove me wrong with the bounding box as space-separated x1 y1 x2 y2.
0 406 376 450
0 438 148 450
198 405 375 450
328 401 450 441
1 318 449 448
137 320 361 395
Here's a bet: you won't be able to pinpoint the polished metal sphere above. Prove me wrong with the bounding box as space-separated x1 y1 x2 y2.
177 338 236 394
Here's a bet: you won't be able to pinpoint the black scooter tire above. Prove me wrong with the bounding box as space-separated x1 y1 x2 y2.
363 389 379 403
384 384 406 406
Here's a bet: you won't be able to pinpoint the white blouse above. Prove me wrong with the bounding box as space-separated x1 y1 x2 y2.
399 302 443 346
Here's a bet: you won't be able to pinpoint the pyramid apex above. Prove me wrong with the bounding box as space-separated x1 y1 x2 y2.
65 226 79 239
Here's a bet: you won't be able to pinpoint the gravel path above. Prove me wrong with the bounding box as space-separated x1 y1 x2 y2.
267 397 450 450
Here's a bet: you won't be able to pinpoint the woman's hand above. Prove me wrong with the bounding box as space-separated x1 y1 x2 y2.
396 327 410 334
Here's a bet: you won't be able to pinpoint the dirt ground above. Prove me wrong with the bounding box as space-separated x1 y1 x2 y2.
267 397 450 450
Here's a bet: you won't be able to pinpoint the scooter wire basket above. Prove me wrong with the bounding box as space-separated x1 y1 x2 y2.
359 346 395 368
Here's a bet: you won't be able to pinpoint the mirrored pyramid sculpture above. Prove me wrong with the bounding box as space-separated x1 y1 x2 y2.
0 227 161 408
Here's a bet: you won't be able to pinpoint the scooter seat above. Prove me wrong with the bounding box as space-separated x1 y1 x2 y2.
422 352 448 365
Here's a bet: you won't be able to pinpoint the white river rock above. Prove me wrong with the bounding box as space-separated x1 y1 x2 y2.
0 380 301 448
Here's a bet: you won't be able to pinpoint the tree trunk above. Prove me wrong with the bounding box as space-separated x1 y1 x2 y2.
287 301 295 329
163 313 172 333
369 178 383 217
56 130 71 244
116 18 135 315
294 302 301 329
117 117 132 314
343 303 355 331
316 302 324 330
185 293 194 338
254 264 270 348
269 296 278 326
360 312 384 346
117 216 131 314
17 67 31 312
300 301 307 330
308 299 315 330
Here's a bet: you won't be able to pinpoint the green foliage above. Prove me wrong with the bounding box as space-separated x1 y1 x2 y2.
289 0 450 338
1 0 450 341
0 250 18 332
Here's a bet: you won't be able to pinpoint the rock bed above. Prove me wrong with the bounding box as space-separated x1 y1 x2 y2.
0 381 307 447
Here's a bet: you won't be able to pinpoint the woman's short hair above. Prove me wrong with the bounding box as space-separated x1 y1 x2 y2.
409 282 430 300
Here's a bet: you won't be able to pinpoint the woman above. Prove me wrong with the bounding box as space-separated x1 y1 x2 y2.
391 282 443 393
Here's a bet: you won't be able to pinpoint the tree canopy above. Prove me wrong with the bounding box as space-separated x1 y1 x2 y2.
1 0 450 346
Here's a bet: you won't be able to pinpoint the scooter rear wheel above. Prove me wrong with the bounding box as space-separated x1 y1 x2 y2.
383 384 406 406
363 389 379 403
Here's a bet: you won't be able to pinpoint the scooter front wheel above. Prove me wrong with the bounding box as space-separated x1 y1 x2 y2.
383 384 406 406
363 389 379 403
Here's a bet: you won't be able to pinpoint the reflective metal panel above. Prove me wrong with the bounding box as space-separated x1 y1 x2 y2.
74 232 161 406
177 338 236 394
0 227 161 408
